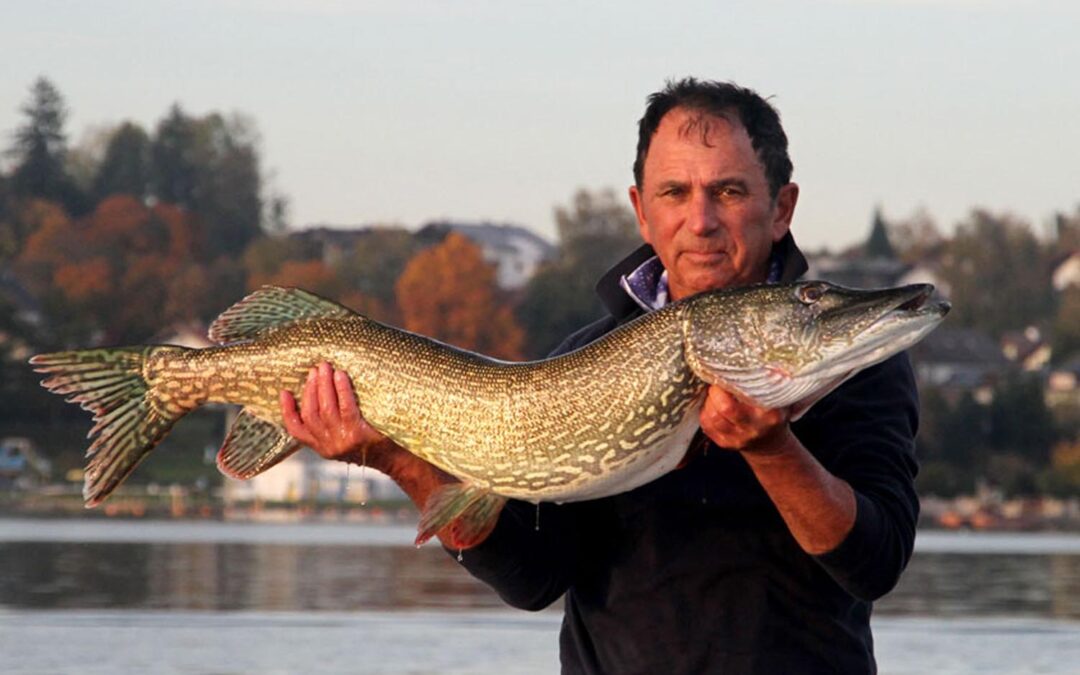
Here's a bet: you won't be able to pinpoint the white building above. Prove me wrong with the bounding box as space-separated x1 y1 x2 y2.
222 448 405 504
420 221 555 290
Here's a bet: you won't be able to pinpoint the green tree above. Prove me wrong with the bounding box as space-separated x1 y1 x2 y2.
1052 286 1080 364
192 112 263 255
338 227 422 323
988 372 1056 464
887 208 943 263
1052 205 1080 252
938 210 1052 336
517 188 641 357
937 391 991 468
7 77 84 212
92 122 152 202
0 174 19 262
152 104 199 205
151 106 263 256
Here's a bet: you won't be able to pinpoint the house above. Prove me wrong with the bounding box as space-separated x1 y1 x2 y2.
0 437 51 490
806 254 909 289
417 221 555 290
1000 327 1052 372
0 271 42 362
222 448 405 505
805 209 909 289
1046 357 1080 414
909 327 1011 404
1052 251 1080 291
290 222 555 291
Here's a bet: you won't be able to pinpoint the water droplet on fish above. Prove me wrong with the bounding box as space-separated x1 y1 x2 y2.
457 549 464 562
535 503 541 531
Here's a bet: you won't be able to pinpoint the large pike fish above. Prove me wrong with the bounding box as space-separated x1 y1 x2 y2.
31 282 948 546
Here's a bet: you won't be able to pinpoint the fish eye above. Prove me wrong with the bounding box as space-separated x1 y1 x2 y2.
797 283 826 305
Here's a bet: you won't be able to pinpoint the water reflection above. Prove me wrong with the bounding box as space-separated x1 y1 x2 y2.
880 552 1080 620
2 526 1079 619
0 542 501 611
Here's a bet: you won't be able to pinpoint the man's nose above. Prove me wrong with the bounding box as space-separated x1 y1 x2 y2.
686 191 720 236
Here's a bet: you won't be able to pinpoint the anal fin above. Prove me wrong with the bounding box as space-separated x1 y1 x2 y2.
217 409 301 479
416 483 507 549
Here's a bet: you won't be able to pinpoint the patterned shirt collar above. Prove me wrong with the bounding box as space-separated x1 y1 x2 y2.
619 249 784 312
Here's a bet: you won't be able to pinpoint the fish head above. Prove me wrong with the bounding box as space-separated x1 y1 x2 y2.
680 281 949 414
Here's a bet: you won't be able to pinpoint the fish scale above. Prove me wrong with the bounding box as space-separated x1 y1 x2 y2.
31 282 948 548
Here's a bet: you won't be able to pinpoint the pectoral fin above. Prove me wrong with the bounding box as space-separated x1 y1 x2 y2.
217 409 300 479
416 483 507 549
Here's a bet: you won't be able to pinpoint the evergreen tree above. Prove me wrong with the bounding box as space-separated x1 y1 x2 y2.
151 104 199 206
92 122 152 202
864 206 896 259
7 77 83 212
151 107 263 256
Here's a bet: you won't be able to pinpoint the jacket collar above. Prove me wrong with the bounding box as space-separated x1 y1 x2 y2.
595 231 809 319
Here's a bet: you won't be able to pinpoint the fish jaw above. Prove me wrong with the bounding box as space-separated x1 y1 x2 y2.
681 282 950 413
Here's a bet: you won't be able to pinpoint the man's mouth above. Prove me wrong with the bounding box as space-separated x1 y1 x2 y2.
682 250 728 263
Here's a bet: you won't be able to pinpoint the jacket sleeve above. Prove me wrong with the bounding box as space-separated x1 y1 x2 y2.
452 500 582 611
797 353 921 601
447 315 623 610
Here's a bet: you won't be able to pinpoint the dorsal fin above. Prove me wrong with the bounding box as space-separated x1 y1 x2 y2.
208 286 356 344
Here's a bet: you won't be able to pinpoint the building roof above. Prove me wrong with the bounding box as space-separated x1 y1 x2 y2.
910 327 1009 366
419 221 555 257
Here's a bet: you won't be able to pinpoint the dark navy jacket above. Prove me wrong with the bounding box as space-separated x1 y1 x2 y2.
456 237 920 674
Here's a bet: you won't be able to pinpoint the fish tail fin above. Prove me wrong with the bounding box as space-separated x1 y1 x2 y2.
415 483 507 550
30 346 193 507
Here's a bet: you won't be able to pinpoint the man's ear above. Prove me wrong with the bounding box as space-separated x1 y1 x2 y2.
629 184 651 244
771 182 799 241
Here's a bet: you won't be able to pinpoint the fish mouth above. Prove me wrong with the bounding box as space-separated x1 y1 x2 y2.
893 285 950 316
800 283 949 381
713 284 950 411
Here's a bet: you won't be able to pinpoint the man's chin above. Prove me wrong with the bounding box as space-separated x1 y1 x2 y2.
671 269 736 299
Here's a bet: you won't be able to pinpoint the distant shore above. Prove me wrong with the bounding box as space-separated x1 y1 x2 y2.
3 486 1079 533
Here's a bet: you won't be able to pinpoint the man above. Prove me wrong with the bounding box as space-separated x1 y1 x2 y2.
280 78 919 674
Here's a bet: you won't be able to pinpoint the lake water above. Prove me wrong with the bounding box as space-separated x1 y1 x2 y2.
1 519 1078 674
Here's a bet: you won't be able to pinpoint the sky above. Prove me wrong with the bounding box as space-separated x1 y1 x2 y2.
1 0 1077 252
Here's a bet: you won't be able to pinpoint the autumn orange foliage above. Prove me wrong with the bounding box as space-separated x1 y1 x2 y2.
395 232 524 360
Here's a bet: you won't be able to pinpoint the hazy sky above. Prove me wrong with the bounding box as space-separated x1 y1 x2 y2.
2 0 1076 251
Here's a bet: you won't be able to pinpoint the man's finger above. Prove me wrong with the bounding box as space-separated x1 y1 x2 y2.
300 366 320 427
317 362 338 424
280 390 316 447
334 369 363 427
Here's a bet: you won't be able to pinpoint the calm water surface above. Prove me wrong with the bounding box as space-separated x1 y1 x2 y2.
1 519 1078 673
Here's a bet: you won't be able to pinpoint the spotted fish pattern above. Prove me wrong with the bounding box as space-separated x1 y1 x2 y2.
31 282 949 546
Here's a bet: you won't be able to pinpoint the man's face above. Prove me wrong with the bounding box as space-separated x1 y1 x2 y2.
629 107 798 300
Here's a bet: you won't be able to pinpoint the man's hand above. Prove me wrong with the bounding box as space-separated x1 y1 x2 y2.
280 362 394 464
279 362 475 548
699 384 855 555
698 385 794 455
